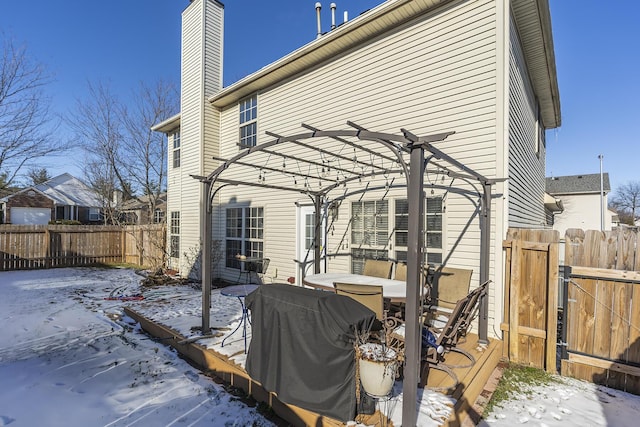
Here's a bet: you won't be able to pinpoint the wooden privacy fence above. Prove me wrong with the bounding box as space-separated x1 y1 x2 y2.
559 227 640 394
0 224 166 271
561 267 640 394
502 229 559 372
565 228 640 270
503 227 640 394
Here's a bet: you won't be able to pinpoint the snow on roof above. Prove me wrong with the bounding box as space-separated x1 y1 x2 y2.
34 173 102 207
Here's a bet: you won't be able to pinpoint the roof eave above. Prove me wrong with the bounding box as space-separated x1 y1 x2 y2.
151 113 181 133
209 0 451 108
512 0 561 128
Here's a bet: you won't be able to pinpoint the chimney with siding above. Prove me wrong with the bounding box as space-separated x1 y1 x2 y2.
173 0 224 277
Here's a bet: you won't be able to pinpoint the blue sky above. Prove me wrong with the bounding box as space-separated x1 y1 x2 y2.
1 0 638 192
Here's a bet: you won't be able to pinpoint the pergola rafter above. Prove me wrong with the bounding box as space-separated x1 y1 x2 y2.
197 123 502 424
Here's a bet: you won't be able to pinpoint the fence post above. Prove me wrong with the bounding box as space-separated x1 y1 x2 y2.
546 242 559 373
121 227 126 263
44 227 52 268
139 227 144 266
508 239 521 362
561 265 571 361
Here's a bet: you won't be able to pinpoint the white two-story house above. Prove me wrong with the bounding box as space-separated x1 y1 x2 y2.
152 0 561 341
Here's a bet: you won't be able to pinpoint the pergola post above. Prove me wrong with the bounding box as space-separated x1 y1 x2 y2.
201 180 212 333
314 194 322 274
478 182 492 344
402 142 425 427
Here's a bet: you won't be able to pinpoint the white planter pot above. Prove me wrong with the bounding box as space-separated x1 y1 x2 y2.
358 343 398 397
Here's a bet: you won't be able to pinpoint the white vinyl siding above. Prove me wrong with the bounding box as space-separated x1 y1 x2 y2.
213 0 497 284
507 13 546 228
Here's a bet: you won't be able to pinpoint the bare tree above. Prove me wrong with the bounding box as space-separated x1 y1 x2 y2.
69 79 177 224
610 181 640 225
27 167 51 185
69 81 130 223
120 80 177 218
0 35 64 190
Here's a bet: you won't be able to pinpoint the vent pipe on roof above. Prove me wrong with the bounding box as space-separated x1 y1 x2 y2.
344 10 348 23
330 3 336 30
315 3 322 38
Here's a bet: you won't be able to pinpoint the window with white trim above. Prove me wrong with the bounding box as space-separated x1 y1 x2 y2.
350 197 445 273
350 200 389 274
89 208 101 222
170 211 180 258
172 131 181 168
225 207 264 269
154 209 165 224
395 197 444 265
239 95 257 148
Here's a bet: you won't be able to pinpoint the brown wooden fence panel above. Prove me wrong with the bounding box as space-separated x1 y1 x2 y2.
503 233 559 373
122 225 166 267
617 228 637 270
562 266 640 394
566 228 639 270
0 224 165 271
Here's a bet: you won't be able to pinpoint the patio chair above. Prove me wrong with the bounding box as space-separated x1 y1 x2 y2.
394 262 407 281
362 259 393 279
239 258 270 284
425 266 473 330
385 280 490 390
419 279 490 388
334 282 385 321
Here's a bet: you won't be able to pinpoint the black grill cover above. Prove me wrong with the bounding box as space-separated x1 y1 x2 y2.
245 284 376 422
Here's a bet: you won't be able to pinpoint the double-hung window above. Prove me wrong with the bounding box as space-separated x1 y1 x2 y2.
170 211 180 258
239 95 257 148
172 131 181 168
394 197 444 265
350 197 445 273
154 209 165 224
225 207 264 269
351 200 389 274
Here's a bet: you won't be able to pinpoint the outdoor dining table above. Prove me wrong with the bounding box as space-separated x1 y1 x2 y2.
302 273 407 303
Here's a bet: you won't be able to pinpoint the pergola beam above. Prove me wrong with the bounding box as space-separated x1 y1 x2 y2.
211 156 340 184
266 130 389 173
302 123 401 165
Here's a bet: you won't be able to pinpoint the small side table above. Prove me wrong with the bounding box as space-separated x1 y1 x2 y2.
220 284 260 353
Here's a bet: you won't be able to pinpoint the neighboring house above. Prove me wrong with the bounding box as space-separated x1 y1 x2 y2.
118 193 167 225
152 0 561 340
0 173 103 225
545 173 612 237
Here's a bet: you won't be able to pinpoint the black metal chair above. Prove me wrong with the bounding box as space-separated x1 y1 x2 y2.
238 258 270 284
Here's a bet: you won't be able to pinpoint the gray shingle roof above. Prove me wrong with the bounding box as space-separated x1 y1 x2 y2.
546 173 610 195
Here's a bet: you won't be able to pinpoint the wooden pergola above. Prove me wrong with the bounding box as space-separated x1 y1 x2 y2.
196 122 502 426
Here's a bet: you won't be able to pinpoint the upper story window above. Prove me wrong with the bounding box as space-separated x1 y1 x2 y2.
172 131 181 168
536 108 545 158
239 95 257 148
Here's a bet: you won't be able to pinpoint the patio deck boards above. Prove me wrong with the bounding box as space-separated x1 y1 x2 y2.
124 306 500 427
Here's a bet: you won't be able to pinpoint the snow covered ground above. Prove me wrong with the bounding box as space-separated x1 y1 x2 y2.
2 267 640 427
0 267 274 427
480 374 640 426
